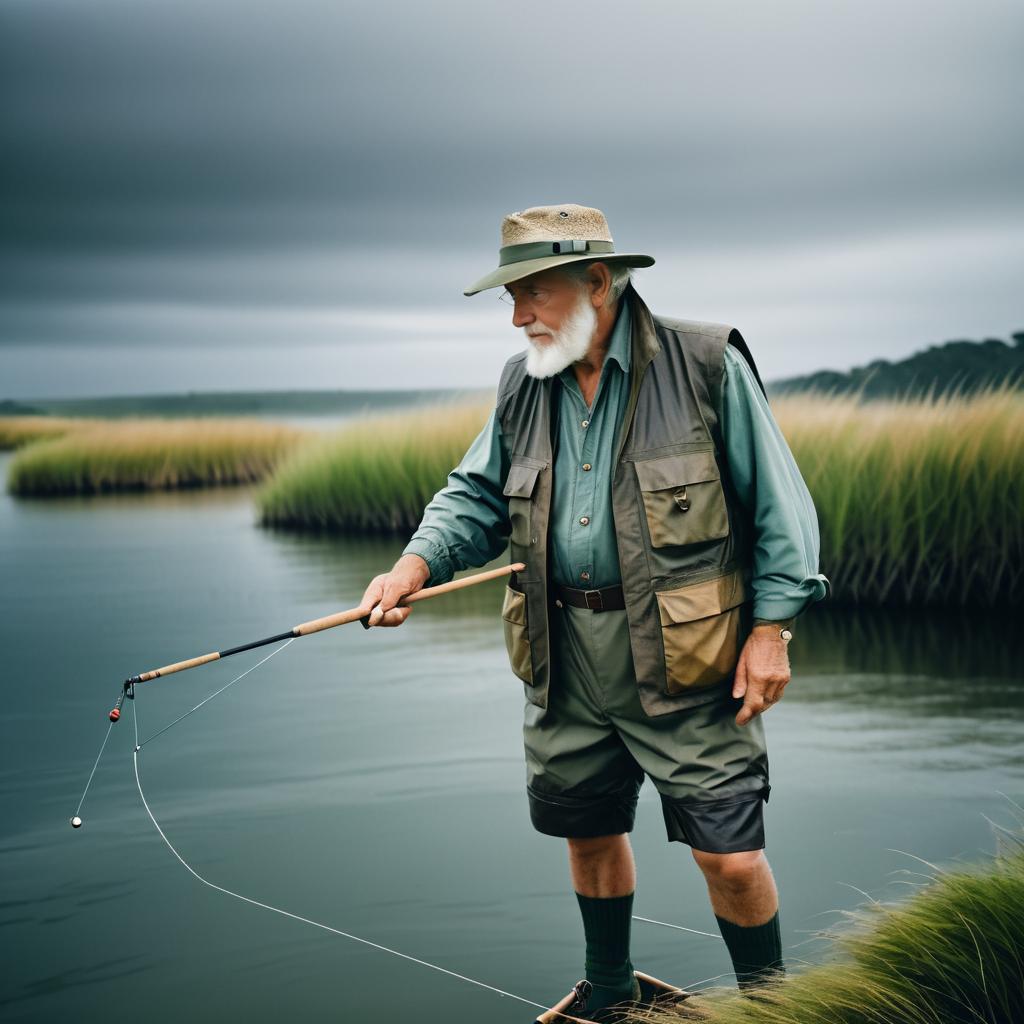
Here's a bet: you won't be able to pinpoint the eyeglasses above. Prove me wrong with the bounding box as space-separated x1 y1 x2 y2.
498 286 556 308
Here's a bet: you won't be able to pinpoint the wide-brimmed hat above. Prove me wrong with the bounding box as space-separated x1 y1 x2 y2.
463 203 655 296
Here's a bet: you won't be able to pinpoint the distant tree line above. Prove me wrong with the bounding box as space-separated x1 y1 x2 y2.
769 330 1024 400
0 399 43 415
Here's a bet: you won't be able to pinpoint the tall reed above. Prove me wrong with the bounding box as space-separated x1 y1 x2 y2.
7 419 305 495
774 382 1023 607
258 384 1023 607
258 401 493 532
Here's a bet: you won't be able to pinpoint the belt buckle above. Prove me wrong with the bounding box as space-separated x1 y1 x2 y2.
584 589 604 611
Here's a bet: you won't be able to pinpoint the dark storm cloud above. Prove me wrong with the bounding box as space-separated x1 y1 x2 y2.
1 0 1022 394
5 0 1021 247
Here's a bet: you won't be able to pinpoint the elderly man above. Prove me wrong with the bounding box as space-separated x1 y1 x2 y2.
361 204 829 1019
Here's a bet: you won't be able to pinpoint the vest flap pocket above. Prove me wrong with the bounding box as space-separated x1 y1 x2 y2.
656 569 751 695
501 585 532 684
503 458 545 551
657 568 749 625
501 583 528 626
503 462 542 499
634 451 729 549
634 450 720 492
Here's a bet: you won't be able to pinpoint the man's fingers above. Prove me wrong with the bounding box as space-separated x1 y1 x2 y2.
735 693 764 727
732 654 748 700
366 589 401 625
735 679 772 726
735 679 790 726
360 577 385 611
368 605 411 628
380 575 419 614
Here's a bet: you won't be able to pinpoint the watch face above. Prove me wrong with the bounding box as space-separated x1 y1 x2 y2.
781 628 793 641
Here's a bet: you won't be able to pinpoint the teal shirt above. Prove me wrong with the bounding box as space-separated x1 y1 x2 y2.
403 304 830 622
548 295 633 589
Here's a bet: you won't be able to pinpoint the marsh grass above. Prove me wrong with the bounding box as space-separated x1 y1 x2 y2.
638 828 1024 1024
7 418 305 495
257 384 1023 607
258 400 493 532
774 382 1024 606
0 416 80 449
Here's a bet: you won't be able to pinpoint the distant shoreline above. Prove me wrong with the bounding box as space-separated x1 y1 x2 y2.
6 328 1021 416
2 387 493 419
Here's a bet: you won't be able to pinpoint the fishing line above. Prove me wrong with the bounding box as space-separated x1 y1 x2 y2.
137 637 296 749
634 915 822 955
71 716 116 827
126 672 735 1018
78 646 808 1016
70 639 297 828
632 915 720 939
129 696 560 1019
120 647 775 1012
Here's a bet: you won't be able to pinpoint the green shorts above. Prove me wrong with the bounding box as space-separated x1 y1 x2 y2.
523 603 771 853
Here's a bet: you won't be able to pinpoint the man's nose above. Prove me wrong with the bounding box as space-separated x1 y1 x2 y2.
511 301 534 328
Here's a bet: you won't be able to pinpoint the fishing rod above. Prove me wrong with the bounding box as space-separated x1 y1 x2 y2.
70 561 525 829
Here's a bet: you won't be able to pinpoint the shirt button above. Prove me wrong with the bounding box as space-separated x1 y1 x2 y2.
582 463 592 471
581 419 589 428
580 571 591 581
579 516 590 526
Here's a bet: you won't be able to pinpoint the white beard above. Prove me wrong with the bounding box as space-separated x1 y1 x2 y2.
523 292 597 379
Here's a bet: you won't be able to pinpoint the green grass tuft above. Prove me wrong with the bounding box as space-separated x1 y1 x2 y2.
638 832 1024 1024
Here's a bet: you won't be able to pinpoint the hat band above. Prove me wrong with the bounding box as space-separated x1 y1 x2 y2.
498 239 615 267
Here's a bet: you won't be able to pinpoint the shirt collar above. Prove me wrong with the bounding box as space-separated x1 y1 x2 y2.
557 296 632 384
605 296 632 373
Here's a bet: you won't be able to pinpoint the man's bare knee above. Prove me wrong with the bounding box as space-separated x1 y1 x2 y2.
568 833 635 898
691 848 766 889
567 833 627 860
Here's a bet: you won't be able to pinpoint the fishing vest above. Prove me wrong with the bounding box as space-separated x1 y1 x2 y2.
496 282 768 717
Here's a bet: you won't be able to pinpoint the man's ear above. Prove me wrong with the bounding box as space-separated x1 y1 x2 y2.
587 262 612 308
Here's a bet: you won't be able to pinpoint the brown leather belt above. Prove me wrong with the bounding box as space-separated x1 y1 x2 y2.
552 583 625 611
508 572 625 612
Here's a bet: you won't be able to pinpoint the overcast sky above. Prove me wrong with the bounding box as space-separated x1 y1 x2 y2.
2 0 1021 398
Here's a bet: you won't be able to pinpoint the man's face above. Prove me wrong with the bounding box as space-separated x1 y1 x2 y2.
502 269 597 379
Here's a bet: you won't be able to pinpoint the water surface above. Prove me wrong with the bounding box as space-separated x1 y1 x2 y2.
2 455 1021 1022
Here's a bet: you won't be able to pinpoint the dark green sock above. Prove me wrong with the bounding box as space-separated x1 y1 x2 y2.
714 910 785 991
575 892 639 1010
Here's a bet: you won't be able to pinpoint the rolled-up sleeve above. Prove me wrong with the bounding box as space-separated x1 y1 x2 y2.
401 406 512 586
719 345 831 622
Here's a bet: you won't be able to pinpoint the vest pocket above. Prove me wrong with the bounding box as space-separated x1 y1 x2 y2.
655 568 750 694
634 450 729 549
503 457 544 549
501 584 533 684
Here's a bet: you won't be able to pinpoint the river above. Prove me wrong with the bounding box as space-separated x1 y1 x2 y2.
2 451 1021 1022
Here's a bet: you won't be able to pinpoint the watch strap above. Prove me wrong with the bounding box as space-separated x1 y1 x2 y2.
753 616 796 638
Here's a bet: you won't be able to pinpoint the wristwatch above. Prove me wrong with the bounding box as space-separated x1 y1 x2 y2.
753 617 795 642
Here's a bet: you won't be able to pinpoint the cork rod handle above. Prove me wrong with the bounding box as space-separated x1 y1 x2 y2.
294 562 526 635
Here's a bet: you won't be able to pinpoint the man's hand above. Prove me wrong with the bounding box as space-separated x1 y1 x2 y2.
732 624 791 726
360 553 431 627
